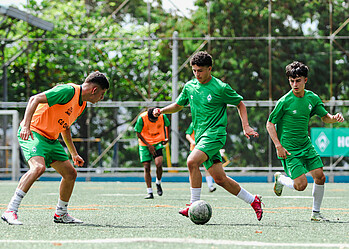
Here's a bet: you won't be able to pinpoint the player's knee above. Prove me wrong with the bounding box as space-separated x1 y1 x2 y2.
63 168 77 182
187 158 200 170
294 182 307 191
315 174 326 185
32 165 46 177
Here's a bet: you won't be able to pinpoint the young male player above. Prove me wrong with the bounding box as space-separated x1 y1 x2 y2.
1 71 110 225
153 51 263 221
266 61 344 221
186 122 216 192
135 108 170 199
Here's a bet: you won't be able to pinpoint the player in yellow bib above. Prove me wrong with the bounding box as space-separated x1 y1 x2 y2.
1 71 109 225
266 61 344 222
153 51 263 221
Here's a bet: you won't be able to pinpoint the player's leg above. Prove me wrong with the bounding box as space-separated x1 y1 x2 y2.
51 160 82 224
204 168 216 192
274 157 307 196
142 161 154 199
208 162 263 221
178 149 207 217
2 156 46 225
154 149 164 196
307 152 328 221
139 145 154 199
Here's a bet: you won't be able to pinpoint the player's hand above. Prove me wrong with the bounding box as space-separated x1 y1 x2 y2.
147 144 156 156
153 108 161 117
276 145 291 159
243 125 259 139
161 139 169 145
20 126 34 140
72 154 85 167
333 113 344 123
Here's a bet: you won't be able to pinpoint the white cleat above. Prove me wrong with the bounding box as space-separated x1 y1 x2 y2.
54 213 83 224
1 211 23 225
273 172 284 196
311 212 329 222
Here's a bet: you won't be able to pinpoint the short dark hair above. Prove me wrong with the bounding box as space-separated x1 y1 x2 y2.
147 108 158 121
285 61 309 78
190 51 212 67
85 71 110 89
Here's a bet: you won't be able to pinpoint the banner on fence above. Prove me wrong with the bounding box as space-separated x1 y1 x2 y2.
311 128 349 157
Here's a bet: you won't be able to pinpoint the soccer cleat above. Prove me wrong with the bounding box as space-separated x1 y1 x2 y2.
156 184 163 196
54 213 83 224
311 212 329 222
273 172 284 196
209 186 216 193
1 211 23 225
144 193 154 199
251 195 263 221
179 204 191 217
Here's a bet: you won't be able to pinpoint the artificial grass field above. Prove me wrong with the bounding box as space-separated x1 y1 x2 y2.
0 180 349 249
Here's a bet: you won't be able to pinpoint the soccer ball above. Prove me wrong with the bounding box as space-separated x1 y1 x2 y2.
188 200 212 225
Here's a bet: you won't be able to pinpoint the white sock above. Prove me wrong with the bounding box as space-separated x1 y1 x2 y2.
7 188 26 212
279 175 295 190
56 199 68 216
236 187 255 204
206 175 214 188
190 187 201 204
312 183 324 212
147 188 153 194
156 178 161 185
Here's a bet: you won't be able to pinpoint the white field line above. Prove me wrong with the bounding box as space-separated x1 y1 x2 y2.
0 238 348 248
98 193 343 199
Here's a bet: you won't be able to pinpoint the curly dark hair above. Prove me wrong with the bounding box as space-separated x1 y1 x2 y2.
85 71 110 89
285 61 309 78
190 51 212 67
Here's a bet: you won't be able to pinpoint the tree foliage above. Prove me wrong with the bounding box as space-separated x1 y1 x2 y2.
0 0 348 168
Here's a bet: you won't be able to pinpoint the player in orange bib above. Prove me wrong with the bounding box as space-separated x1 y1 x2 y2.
1 71 109 225
134 108 170 199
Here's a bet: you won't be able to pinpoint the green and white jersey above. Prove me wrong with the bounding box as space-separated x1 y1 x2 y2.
176 76 243 141
268 89 328 154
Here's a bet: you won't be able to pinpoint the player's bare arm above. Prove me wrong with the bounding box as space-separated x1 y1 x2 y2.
20 92 48 140
153 103 183 117
137 132 156 156
266 121 291 159
186 134 196 146
61 128 84 167
321 113 345 123
236 101 259 139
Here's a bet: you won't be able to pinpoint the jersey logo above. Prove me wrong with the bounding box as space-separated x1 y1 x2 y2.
207 94 212 102
308 104 312 110
32 147 37 153
191 95 193 99
293 110 297 114
65 107 73 116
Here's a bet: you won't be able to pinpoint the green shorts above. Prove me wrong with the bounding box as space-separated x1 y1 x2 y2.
18 127 69 167
138 143 164 163
280 146 323 179
195 135 225 170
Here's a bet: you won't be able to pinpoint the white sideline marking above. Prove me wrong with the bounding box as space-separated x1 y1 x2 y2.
0 238 348 248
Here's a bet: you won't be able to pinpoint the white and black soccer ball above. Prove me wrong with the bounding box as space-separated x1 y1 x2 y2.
188 200 212 225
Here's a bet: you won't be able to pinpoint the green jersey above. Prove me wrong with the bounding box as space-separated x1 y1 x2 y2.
185 122 194 135
176 76 243 141
268 89 328 153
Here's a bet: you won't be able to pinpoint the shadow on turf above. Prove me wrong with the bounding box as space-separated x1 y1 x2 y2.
205 223 293 228
78 223 146 228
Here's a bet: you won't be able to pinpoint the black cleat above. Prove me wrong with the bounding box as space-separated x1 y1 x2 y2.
156 184 163 196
